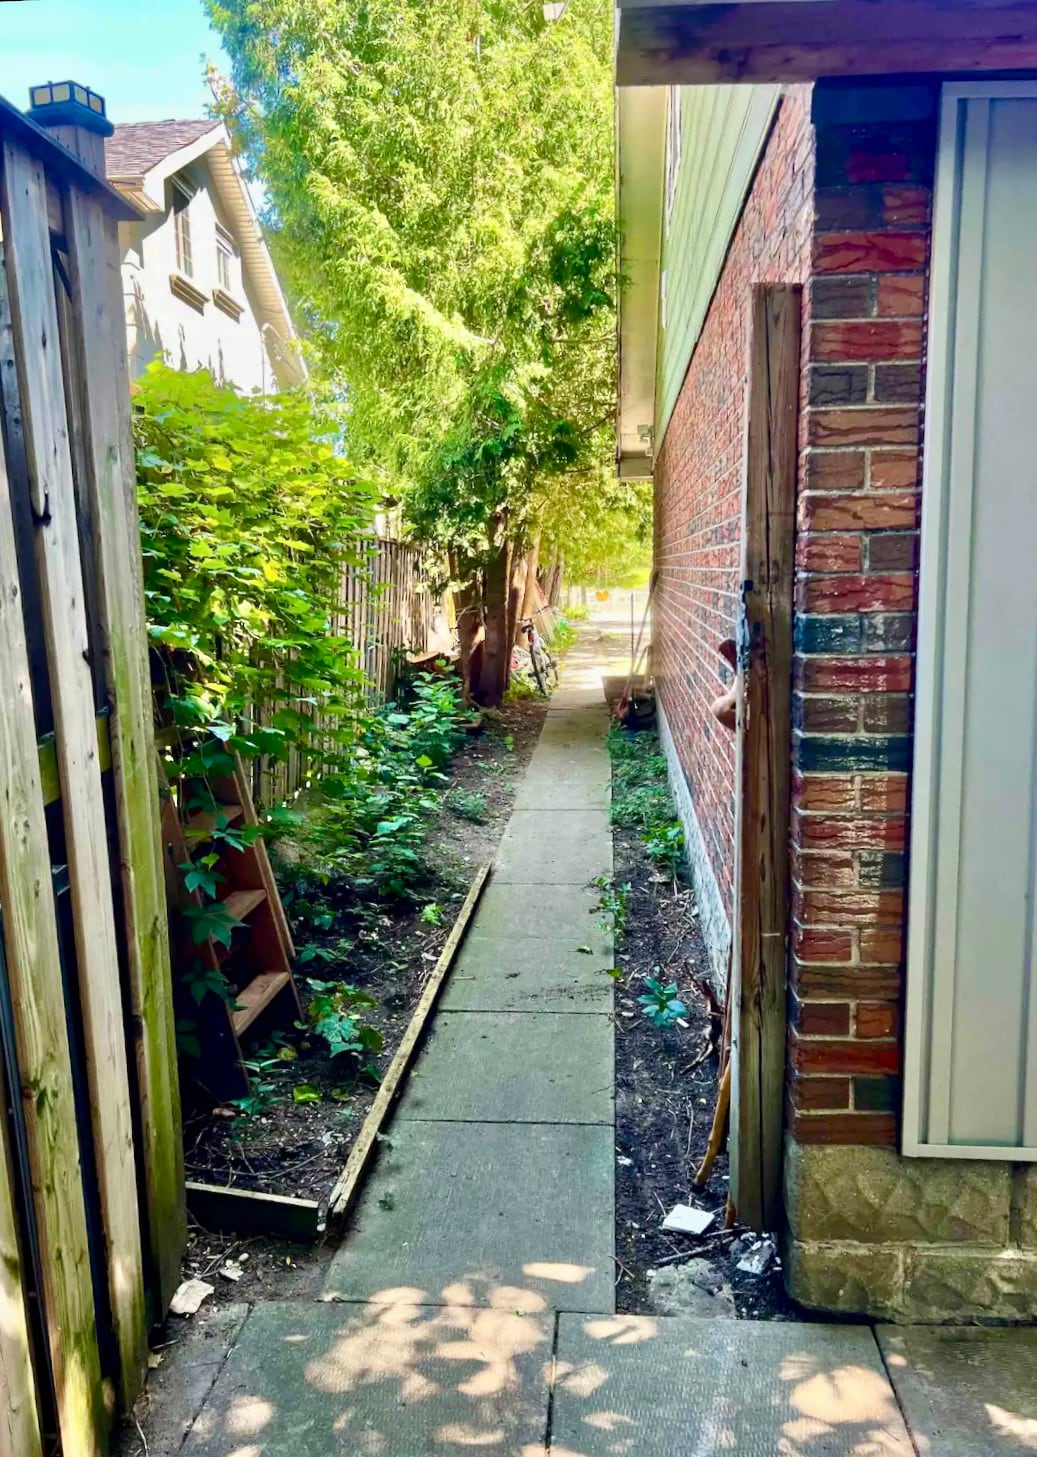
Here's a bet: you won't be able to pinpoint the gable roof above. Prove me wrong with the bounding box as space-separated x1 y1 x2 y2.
105 119 219 181
105 118 307 388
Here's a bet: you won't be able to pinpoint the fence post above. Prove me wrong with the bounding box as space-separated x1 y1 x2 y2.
60 145 186 1317
1 134 147 1408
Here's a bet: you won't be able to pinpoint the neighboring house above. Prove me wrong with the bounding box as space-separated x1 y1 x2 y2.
616 2 1037 1321
104 119 306 392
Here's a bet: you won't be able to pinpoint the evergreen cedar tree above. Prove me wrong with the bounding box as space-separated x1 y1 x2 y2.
207 0 645 703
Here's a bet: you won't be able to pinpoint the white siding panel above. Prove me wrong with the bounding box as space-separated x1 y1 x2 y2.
904 84 1037 1159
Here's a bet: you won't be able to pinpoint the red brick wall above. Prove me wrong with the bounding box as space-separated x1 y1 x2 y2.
653 88 815 917
788 82 940 1148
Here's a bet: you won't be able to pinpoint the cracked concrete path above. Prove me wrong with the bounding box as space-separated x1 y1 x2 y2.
323 629 620 1317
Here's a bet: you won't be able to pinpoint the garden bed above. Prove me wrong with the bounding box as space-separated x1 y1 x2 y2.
177 695 547 1303
609 726 797 1320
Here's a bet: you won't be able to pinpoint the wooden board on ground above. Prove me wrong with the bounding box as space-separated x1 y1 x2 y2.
327 864 492 1226
185 1182 321 1243
730 284 800 1233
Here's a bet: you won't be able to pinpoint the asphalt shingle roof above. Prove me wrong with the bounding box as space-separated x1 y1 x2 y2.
104 118 219 179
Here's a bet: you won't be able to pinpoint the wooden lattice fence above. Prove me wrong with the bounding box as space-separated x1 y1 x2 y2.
0 92 184 1456
258 536 443 804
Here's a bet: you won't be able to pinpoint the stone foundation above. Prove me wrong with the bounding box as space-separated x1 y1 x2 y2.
784 1139 1037 1321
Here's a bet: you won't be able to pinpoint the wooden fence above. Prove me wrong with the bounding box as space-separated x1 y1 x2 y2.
259 536 443 804
0 94 184 1455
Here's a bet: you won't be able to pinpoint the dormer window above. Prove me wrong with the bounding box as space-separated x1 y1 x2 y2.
171 177 195 278
216 223 236 292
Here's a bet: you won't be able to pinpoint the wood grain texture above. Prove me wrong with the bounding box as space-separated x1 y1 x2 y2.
64 179 187 1320
0 1109 42 1457
731 285 800 1232
0 156 105 1452
328 863 492 1224
2 138 147 1409
617 2 1037 83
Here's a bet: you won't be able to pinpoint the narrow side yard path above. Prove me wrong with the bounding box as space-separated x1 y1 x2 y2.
169 623 1037 1457
321 632 618 1317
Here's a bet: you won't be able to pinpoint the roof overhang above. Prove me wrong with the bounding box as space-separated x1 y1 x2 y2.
616 84 666 482
110 122 307 388
616 0 1037 86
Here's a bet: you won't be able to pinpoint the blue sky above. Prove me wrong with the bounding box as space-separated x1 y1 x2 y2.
0 0 230 124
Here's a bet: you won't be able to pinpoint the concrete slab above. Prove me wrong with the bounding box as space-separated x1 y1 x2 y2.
181 1301 551 1457
397 1012 614 1124
878 1325 1037 1455
324 1120 615 1314
472 884 612 953
494 810 611 885
442 934 614 1014
553 1315 914 1457
512 753 609 813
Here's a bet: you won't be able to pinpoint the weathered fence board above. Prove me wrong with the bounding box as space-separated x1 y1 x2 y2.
0 346 105 1454
64 182 186 1316
2 135 148 1407
0 1112 41 1457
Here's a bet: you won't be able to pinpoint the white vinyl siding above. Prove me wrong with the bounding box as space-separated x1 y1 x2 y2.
903 82 1037 1160
655 84 778 446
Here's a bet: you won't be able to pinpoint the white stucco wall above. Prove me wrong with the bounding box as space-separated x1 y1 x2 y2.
119 156 284 394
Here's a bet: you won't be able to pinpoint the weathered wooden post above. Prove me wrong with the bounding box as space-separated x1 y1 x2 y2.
26 79 187 1322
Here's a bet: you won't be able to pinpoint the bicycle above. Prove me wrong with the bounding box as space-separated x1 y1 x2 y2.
519 607 558 696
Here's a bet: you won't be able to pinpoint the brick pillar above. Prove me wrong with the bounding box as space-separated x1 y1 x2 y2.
788 82 940 1147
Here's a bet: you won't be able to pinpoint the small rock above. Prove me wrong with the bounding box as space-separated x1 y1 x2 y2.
661 1203 714 1235
648 1259 736 1317
219 1261 244 1283
729 1233 756 1260
170 1278 214 1316
737 1238 776 1277
617 1156 633 1168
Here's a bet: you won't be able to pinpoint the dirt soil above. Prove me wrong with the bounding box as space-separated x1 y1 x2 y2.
176 695 548 1311
611 766 800 1321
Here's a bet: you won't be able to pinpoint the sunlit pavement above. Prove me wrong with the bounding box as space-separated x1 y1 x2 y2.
178 622 1037 1456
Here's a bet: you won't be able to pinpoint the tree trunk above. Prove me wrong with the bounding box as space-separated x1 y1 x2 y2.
453 577 484 705
508 549 529 650
519 533 541 628
546 556 563 608
479 525 512 708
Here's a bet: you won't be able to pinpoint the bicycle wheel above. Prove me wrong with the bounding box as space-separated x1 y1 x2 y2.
530 641 552 696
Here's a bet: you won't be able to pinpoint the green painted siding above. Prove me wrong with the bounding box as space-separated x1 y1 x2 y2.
657 84 780 445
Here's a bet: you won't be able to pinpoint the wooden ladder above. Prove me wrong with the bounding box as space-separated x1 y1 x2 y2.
160 752 302 1101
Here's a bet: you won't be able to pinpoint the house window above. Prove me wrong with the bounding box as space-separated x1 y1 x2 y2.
665 88 682 225
216 223 236 292
171 178 194 278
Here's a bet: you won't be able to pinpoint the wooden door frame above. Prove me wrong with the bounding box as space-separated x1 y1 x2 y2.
730 283 801 1232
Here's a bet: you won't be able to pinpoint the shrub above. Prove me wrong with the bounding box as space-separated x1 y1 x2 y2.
135 362 376 755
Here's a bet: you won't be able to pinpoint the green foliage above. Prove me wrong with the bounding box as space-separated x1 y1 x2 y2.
549 479 653 589
638 977 688 1030
549 617 576 654
207 0 621 674
229 1056 285 1128
607 726 686 877
447 788 489 824
594 876 631 937
301 979 383 1062
420 902 444 927
301 672 472 904
135 363 375 746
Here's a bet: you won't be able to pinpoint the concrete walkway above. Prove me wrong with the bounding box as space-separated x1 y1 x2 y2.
322 631 619 1318
178 621 1037 1457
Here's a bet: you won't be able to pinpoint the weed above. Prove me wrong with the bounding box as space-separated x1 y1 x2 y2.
301 978 383 1061
447 788 489 823
550 618 576 653
594 875 631 936
638 976 687 1029
420 902 444 926
645 821 685 873
606 726 686 880
504 676 539 703
378 1192 396 1211
229 1057 285 1130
